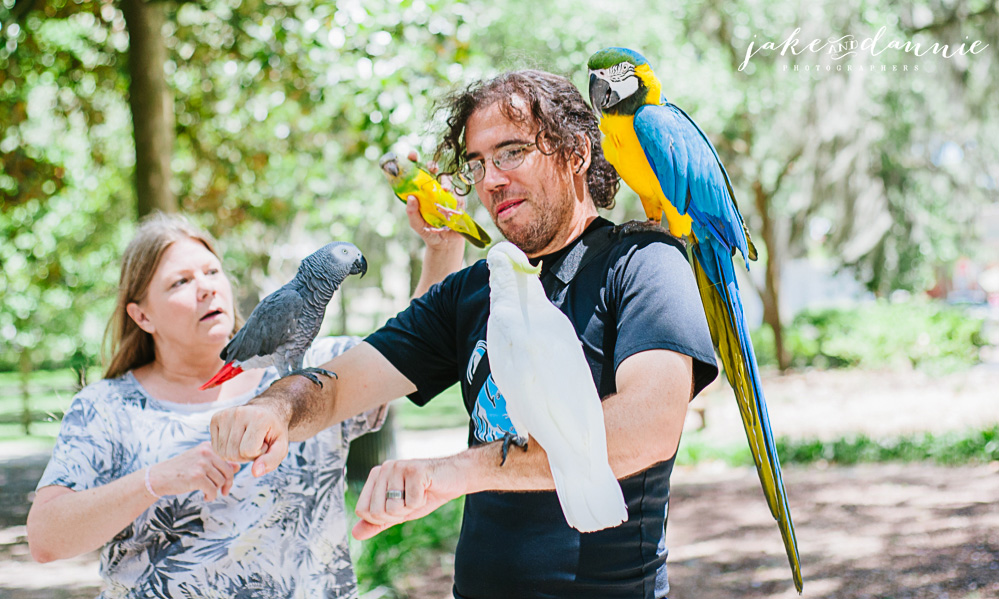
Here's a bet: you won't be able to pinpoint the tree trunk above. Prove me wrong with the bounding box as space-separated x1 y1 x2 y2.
753 181 790 371
121 0 175 217
346 404 397 485
19 348 31 436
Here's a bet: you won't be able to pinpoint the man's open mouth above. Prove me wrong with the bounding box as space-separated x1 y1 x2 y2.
496 199 525 218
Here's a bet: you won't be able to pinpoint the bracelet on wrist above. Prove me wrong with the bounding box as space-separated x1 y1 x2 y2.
144 466 161 499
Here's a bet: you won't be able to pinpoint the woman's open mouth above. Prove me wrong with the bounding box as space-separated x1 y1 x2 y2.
200 309 223 322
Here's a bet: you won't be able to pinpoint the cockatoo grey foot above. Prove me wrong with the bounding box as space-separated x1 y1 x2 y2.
611 219 665 237
499 432 528 466
285 367 338 388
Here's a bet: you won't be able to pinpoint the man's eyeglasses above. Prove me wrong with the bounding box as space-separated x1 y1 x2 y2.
450 142 537 196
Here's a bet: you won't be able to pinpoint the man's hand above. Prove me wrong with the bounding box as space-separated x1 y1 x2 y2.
404 150 465 254
210 403 290 477
352 456 469 540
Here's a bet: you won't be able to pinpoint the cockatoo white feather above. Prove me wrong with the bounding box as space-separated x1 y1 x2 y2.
486 241 627 533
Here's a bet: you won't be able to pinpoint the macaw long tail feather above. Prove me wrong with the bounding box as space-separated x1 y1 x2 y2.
692 244 803 593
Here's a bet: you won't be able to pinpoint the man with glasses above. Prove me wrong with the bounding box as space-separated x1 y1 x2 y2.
211 70 718 598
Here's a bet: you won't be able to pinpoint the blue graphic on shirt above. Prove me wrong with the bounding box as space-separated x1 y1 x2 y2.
467 340 487 385
471 374 520 443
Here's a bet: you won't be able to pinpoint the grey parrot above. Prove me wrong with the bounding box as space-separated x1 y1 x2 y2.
199 242 367 390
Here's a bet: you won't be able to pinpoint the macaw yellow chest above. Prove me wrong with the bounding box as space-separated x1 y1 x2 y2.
598 114 692 237
598 115 667 217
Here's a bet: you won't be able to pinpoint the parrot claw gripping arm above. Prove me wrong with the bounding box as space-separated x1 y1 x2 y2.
283 367 338 389
499 432 528 466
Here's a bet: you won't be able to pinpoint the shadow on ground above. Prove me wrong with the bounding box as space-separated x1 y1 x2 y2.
667 463 999 599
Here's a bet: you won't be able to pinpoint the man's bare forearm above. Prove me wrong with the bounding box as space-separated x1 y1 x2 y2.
249 373 339 442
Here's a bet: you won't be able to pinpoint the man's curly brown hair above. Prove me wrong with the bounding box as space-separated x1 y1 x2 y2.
433 70 618 209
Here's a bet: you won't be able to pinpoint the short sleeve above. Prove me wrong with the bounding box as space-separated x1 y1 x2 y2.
365 270 466 406
36 390 120 492
610 236 719 397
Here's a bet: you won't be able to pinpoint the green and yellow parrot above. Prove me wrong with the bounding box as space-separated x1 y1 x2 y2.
378 151 491 249
588 47 802 593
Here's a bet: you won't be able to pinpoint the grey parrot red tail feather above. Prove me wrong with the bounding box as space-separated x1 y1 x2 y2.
199 362 244 390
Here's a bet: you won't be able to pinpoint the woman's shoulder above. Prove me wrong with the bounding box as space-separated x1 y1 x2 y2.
72 372 148 409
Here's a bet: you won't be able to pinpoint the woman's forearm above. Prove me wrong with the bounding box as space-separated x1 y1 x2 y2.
27 469 157 562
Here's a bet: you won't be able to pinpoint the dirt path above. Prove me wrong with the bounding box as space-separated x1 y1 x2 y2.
666 462 999 599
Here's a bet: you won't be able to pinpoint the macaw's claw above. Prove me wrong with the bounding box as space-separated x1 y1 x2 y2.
499 432 528 466
285 367 338 388
611 218 666 237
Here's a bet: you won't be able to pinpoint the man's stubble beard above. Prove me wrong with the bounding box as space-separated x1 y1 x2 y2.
493 180 575 256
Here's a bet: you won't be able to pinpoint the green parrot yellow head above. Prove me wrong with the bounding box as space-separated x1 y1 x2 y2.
587 47 662 117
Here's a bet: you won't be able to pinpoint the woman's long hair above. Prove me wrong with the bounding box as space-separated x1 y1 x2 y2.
102 212 243 379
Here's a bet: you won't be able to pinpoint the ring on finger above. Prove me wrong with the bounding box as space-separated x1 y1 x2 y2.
386 489 405 501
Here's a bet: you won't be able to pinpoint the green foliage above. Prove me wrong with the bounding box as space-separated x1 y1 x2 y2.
677 426 999 468
781 299 985 372
392 384 467 430
348 489 463 596
2 0 998 372
775 426 999 466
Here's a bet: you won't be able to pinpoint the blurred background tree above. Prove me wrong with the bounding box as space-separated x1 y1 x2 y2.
1 0 995 394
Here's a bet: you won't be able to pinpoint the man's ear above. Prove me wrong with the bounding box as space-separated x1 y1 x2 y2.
126 302 155 334
574 133 592 174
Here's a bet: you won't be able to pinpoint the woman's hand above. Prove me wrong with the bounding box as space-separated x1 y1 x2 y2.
148 441 240 501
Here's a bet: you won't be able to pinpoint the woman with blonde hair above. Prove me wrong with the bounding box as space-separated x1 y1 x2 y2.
27 213 390 597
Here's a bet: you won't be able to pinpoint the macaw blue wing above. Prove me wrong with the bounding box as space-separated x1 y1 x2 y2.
633 102 753 264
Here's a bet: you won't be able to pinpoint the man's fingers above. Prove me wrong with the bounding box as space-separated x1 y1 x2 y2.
352 519 391 541
352 500 446 540
406 150 419 163
385 468 408 516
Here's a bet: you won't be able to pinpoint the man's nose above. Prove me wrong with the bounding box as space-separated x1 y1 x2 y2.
478 160 510 196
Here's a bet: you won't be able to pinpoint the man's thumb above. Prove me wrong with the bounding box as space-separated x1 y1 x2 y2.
251 437 288 477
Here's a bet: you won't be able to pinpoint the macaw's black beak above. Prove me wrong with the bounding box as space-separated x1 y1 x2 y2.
588 74 616 114
352 255 368 278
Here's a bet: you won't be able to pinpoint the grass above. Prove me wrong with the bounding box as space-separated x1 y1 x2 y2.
676 425 999 468
391 384 468 430
347 486 464 597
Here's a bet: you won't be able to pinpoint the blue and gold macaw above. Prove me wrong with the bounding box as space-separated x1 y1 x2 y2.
588 47 802 593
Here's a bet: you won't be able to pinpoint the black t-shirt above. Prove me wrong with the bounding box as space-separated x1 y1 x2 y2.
366 217 718 599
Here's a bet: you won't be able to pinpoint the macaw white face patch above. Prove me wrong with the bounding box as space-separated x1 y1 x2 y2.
608 63 639 100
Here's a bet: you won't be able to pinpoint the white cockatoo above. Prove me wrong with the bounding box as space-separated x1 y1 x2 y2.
486 241 628 533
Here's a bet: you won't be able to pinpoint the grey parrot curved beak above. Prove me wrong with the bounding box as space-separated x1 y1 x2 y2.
353 255 368 278
588 73 616 113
